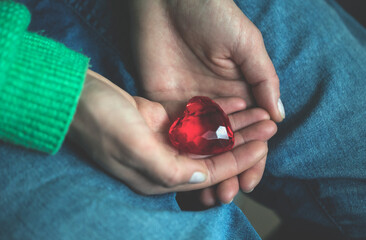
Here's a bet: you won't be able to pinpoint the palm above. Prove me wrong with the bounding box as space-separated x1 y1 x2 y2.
130 0 255 106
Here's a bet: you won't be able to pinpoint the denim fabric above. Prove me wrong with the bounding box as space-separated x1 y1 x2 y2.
1 0 365 239
234 1 366 239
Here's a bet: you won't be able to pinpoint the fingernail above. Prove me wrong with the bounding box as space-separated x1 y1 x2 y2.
228 198 234 204
278 98 286 119
189 172 207 184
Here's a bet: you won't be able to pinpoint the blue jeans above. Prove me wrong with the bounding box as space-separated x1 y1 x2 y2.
1 0 365 239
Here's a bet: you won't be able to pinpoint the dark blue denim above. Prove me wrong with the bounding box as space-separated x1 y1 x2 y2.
1 0 365 239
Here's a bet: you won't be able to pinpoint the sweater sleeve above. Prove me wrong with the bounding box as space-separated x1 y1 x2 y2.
0 2 90 154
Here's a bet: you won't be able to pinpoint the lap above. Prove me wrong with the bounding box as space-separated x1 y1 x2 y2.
235 0 366 238
0 142 255 239
5 0 366 239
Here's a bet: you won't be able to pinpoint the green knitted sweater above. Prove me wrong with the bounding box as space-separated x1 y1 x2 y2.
0 2 89 154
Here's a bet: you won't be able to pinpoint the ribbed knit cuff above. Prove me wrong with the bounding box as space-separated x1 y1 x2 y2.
0 31 89 154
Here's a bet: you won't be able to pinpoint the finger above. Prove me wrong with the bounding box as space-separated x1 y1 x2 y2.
233 25 285 122
234 120 277 148
213 97 246 114
216 176 239 204
199 187 217 207
186 104 273 157
95 153 204 196
200 141 267 187
228 108 270 131
101 155 205 195
137 148 210 188
239 156 267 193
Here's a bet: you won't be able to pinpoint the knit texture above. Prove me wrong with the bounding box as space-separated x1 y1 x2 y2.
0 2 89 154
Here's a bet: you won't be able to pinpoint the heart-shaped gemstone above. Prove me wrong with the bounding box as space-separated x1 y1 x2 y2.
169 96 234 155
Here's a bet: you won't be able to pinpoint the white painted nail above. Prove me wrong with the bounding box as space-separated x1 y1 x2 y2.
189 172 207 184
278 98 286 119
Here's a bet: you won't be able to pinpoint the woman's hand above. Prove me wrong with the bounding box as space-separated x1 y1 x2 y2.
130 0 284 121
129 0 281 205
68 70 276 195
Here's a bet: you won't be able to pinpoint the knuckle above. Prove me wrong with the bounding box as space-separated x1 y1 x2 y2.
268 72 280 86
152 101 165 113
235 132 245 146
204 158 217 185
228 115 236 130
158 165 181 188
251 141 268 160
148 102 169 130
247 27 265 51
252 27 264 42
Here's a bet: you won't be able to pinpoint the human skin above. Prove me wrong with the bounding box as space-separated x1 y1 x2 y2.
128 0 284 205
68 70 277 197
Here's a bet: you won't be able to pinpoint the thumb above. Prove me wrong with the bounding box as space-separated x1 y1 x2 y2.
234 26 285 122
135 144 209 188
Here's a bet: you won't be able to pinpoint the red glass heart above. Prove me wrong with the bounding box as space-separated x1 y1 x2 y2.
169 96 234 155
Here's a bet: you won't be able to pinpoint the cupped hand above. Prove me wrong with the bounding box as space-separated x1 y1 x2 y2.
130 0 284 121
68 70 276 196
129 0 281 205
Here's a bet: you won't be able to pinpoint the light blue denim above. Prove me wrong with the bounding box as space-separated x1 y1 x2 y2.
1 0 365 239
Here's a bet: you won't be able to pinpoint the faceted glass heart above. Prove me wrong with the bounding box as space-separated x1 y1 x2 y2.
169 96 234 155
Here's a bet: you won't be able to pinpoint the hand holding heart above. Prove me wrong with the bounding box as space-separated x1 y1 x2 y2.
129 0 282 205
68 70 277 196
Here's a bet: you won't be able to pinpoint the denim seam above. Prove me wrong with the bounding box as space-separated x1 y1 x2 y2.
62 0 126 68
305 181 349 239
